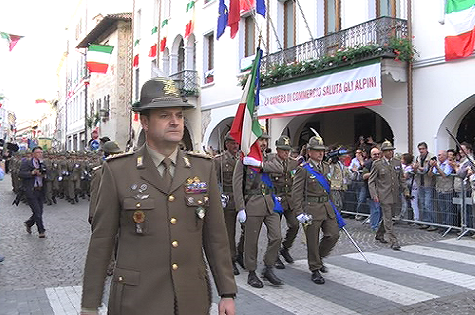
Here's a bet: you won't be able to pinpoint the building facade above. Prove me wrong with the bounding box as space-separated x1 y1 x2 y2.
127 0 474 154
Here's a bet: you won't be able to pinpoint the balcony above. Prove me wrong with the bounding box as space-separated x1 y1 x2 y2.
169 70 199 97
261 17 408 86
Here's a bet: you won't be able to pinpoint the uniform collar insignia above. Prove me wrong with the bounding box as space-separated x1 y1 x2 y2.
183 156 191 168
137 156 144 168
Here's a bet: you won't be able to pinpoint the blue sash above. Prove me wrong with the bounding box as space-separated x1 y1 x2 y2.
252 170 284 214
302 162 346 228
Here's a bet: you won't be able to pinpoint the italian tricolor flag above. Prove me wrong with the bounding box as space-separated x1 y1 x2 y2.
185 1 195 38
87 44 114 73
445 0 475 60
230 48 263 164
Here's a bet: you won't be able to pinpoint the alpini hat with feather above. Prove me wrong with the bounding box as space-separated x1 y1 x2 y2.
307 128 326 150
275 135 292 150
132 77 193 112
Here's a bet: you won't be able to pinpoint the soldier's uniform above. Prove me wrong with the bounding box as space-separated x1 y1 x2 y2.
233 133 284 288
43 154 55 205
269 136 300 268
291 135 340 284
213 133 241 275
82 77 236 315
368 140 408 250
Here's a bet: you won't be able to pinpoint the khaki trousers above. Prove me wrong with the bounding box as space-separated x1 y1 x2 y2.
244 213 281 271
304 217 339 272
376 203 398 245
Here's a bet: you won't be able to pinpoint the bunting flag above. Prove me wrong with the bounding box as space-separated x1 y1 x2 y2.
134 39 140 46
185 1 195 38
228 0 240 39
151 26 158 35
133 54 139 67
86 44 114 73
149 44 157 57
445 0 475 60
35 99 47 104
160 37 167 52
230 47 263 163
0 32 23 51
160 19 169 52
217 0 229 39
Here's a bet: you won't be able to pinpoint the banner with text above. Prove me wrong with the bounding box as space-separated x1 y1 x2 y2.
258 62 382 119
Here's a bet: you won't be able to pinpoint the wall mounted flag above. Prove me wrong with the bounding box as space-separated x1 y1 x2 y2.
149 44 157 57
185 1 196 38
0 32 23 51
217 0 229 39
87 44 114 73
445 0 475 60
35 99 47 104
161 19 169 52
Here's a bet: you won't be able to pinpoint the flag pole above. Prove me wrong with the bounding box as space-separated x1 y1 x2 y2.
342 227 370 264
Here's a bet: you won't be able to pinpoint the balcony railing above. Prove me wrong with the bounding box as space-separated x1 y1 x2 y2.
261 16 407 72
170 70 199 97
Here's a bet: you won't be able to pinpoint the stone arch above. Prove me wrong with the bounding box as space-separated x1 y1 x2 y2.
275 107 394 152
436 94 475 152
170 35 185 74
162 47 170 76
185 33 196 71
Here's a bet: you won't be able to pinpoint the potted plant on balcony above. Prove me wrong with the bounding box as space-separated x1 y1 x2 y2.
205 69 214 84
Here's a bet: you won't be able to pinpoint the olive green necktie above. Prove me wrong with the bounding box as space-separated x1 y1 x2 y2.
162 157 173 189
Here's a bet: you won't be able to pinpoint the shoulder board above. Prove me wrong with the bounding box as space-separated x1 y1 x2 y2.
187 151 212 159
92 165 102 172
105 151 134 161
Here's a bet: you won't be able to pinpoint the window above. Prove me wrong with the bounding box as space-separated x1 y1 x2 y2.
376 0 399 18
204 32 214 83
177 39 185 73
283 0 296 48
244 16 255 57
325 0 341 34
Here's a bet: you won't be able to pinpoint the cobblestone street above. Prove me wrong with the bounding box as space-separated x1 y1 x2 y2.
1 174 475 315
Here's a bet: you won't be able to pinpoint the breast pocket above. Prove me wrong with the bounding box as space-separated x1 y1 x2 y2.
185 194 209 232
123 198 155 235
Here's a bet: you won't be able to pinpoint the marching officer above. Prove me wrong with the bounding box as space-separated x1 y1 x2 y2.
291 135 340 285
43 152 55 205
368 140 409 250
213 132 241 275
81 77 236 315
269 135 300 269
233 132 284 288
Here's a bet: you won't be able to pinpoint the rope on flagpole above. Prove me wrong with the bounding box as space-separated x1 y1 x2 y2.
295 0 318 52
243 0 268 52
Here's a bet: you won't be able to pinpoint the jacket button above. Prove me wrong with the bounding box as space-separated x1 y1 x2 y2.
168 195 175 202
172 263 178 270
118 276 123 282
170 218 177 224
136 203 141 208
172 241 178 247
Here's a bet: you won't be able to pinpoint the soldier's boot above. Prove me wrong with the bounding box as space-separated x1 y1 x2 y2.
235 252 245 269
74 194 79 203
232 262 240 276
262 267 283 286
320 264 328 273
52 196 57 204
247 271 263 288
274 257 285 269
311 270 325 284
280 247 294 264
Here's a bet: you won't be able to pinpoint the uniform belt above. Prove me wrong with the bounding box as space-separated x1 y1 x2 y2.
307 195 329 203
246 188 272 196
274 186 291 194
222 186 233 193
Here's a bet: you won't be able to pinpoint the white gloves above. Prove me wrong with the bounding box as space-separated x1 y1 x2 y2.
243 157 262 168
237 209 247 223
297 213 313 225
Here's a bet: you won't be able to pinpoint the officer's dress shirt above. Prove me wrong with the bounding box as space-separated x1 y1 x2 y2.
146 144 178 176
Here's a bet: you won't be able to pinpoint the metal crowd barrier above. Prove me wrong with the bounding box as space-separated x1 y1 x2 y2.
340 175 475 239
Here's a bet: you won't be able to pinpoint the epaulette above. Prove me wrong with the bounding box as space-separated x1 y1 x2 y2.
105 150 134 161
186 151 212 159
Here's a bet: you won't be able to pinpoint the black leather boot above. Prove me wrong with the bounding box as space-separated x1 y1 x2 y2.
275 257 285 269
262 267 283 285
247 271 263 288
232 262 240 275
311 270 325 284
280 247 294 264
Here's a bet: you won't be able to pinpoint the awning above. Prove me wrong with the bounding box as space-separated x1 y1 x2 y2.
258 60 382 119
